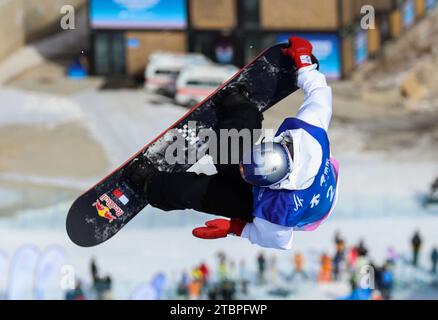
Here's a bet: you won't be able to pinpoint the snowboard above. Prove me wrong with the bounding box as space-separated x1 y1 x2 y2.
67 43 309 247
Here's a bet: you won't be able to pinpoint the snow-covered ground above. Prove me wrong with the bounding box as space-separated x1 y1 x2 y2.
0 88 84 126
0 203 437 299
0 86 437 300
72 90 186 166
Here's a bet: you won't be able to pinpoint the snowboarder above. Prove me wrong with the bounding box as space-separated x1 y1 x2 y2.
125 36 339 250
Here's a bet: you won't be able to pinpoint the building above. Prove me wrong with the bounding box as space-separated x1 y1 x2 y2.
0 0 86 62
88 0 437 80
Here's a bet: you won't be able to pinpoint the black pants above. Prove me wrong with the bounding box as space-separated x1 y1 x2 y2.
146 102 263 222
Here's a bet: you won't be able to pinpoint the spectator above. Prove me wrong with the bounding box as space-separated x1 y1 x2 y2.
176 271 189 299
333 250 344 281
199 262 210 286
187 279 202 300
386 247 398 266
349 271 357 293
379 263 394 300
333 232 346 281
207 285 219 300
290 252 308 281
431 177 438 194
369 261 380 291
220 280 236 300
431 247 438 274
65 280 86 300
94 275 113 300
357 240 368 257
239 260 250 295
411 231 422 267
191 266 203 282
257 252 266 285
347 246 359 270
229 259 238 282
334 231 346 258
90 257 99 285
268 254 278 285
318 253 332 282
89 258 113 300
217 253 228 281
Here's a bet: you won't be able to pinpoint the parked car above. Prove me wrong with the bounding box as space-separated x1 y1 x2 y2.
175 64 239 107
144 52 210 97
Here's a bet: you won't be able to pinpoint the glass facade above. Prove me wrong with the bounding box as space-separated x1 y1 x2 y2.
192 32 237 65
240 0 260 29
93 32 125 75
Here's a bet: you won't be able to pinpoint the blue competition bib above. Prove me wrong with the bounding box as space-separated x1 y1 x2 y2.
252 118 337 228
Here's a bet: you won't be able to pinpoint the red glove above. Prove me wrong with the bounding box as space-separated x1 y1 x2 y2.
192 219 247 239
282 36 313 69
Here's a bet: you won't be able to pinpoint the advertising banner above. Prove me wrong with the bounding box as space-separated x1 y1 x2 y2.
354 29 368 66
426 0 437 12
277 33 342 79
403 0 416 28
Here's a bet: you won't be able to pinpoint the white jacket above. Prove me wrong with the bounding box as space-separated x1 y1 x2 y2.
240 64 334 250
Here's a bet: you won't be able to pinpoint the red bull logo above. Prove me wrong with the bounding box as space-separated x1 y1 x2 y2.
93 193 124 223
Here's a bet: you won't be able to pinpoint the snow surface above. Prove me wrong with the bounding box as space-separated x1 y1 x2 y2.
0 88 84 126
0 188 21 208
72 90 186 166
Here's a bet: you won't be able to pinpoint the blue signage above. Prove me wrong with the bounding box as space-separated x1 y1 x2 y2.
90 0 187 29
426 0 437 12
126 37 140 48
354 29 368 66
277 33 342 79
403 0 416 28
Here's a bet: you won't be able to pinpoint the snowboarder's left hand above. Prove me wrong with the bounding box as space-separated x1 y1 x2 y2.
192 218 247 239
282 36 314 69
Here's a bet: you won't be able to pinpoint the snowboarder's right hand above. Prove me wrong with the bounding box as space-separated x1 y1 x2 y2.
192 218 247 239
282 36 314 70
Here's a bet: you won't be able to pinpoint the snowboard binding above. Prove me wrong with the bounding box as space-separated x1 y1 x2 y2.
123 157 157 195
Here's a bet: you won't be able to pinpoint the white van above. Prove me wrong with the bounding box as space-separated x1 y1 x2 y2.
144 52 210 96
175 64 239 107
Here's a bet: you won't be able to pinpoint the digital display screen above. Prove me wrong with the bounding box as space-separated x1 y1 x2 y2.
90 0 187 30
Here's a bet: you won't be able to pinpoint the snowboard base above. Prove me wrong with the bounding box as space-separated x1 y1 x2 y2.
67 43 306 247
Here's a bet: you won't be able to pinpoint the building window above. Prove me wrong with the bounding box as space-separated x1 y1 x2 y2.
240 0 260 29
93 32 125 75
243 34 276 64
193 32 236 65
